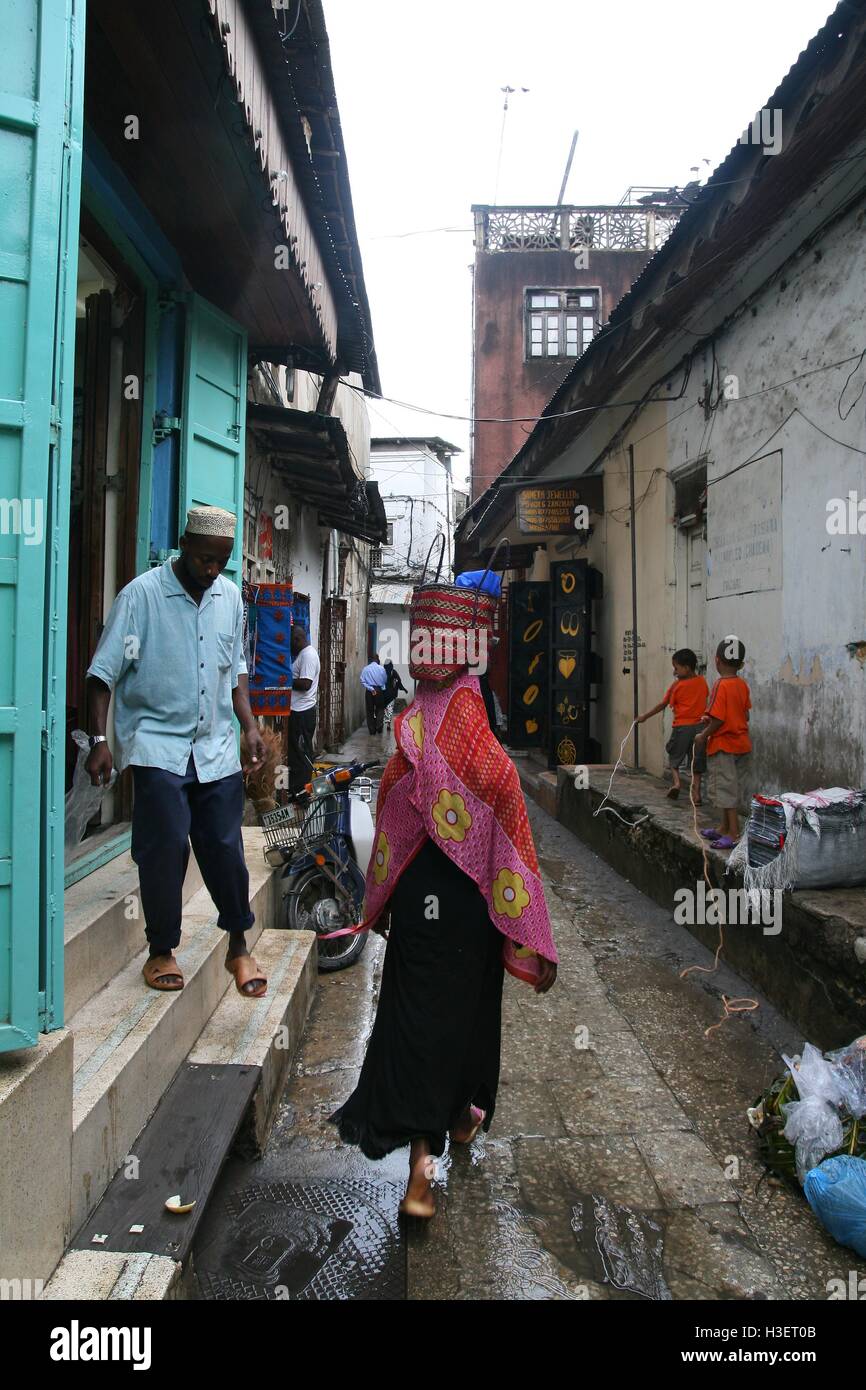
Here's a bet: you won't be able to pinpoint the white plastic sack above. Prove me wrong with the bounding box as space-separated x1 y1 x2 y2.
827 1035 866 1121
64 729 118 847
782 1043 846 1183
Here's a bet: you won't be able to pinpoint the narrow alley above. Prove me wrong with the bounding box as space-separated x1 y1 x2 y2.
7 0 866 1342
192 753 861 1301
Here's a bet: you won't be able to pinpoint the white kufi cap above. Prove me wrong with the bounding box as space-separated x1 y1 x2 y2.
185 506 237 539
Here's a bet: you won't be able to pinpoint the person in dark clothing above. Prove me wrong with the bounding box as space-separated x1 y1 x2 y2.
478 669 497 733
382 660 408 709
477 635 499 735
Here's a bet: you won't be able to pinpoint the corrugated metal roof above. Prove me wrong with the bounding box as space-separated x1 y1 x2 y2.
370 582 413 607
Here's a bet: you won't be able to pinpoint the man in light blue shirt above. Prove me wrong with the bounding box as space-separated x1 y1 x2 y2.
360 655 388 735
85 507 268 998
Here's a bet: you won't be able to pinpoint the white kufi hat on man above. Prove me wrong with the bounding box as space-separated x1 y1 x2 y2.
185 505 237 539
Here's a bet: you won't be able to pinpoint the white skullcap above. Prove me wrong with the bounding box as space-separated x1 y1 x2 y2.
185 506 237 538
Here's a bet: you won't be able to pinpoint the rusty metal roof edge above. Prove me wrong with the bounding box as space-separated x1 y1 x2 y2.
249 0 380 394
248 402 354 478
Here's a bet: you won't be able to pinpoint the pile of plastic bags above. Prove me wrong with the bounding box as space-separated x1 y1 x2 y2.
748 1034 866 1256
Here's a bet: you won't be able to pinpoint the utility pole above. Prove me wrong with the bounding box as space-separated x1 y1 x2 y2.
556 129 579 206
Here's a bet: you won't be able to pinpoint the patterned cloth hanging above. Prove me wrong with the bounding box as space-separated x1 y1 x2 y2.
243 580 294 717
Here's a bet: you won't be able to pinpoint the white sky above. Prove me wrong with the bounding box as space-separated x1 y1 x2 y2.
326 0 836 486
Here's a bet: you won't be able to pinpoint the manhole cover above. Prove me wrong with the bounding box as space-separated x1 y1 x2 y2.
194 1180 405 1300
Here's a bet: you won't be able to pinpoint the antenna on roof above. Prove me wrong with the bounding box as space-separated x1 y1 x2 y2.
556 129 579 206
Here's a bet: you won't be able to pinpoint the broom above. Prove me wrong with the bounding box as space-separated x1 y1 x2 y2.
241 725 283 820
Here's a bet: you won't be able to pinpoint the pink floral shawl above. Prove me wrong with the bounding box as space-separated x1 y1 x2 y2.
362 672 558 964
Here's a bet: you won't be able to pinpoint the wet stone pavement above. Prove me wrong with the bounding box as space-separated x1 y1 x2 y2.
195 731 866 1300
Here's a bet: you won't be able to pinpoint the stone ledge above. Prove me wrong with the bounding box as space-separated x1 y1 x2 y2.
189 927 317 1155
518 762 866 1048
39 1249 184 1301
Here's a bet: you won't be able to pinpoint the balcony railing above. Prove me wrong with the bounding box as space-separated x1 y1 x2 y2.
473 205 682 254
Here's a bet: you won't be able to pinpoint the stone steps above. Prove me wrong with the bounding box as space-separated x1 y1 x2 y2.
3 828 318 1292
42 925 316 1300
67 834 273 1236
63 849 204 1019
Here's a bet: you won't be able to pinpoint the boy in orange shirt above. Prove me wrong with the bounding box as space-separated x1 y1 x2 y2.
638 648 709 804
694 636 751 849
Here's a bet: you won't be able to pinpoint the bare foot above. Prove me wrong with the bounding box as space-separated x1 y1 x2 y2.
399 1138 436 1218
451 1103 485 1144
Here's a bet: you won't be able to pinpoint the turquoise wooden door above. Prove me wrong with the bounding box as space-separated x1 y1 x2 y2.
0 0 84 1049
179 295 247 585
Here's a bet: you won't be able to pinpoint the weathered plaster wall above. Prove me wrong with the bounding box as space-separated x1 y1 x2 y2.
665 200 866 793
590 198 866 793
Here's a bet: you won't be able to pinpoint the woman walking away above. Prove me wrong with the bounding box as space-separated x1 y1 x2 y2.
330 561 558 1219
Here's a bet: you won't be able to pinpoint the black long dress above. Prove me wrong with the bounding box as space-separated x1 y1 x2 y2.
330 836 505 1159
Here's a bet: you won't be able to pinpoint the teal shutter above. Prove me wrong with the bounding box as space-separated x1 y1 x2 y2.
0 0 84 1049
179 295 247 585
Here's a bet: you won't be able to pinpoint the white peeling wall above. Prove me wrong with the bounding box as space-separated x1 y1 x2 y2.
662 200 866 793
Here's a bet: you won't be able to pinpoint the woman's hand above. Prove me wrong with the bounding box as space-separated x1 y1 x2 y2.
535 959 557 994
372 909 390 938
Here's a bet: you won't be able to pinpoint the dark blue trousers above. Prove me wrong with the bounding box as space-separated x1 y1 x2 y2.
131 756 254 954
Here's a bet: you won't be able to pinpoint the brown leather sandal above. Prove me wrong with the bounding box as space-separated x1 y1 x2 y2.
142 954 184 991
225 953 267 998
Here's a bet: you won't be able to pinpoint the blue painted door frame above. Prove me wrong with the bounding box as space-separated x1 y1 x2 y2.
0 0 84 1049
0 8 250 1048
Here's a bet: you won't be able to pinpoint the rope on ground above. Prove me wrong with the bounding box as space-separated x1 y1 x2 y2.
678 742 759 1036
592 719 650 829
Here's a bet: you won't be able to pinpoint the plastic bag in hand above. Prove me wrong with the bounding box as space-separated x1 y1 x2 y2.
804 1156 866 1257
64 729 118 847
781 1043 846 1183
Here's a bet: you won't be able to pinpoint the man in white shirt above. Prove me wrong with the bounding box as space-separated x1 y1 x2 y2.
360 655 388 735
289 625 321 793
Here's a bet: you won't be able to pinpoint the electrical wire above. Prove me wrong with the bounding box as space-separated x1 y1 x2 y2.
837 348 866 420
278 0 304 45
465 344 866 497
369 226 473 240
348 378 687 427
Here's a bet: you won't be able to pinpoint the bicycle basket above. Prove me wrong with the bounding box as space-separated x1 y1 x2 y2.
261 795 342 852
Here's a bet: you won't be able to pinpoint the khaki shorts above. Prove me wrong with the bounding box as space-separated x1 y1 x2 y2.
709 751 752 810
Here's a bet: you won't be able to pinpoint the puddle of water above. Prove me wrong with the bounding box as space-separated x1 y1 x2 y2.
571 1194 672 1300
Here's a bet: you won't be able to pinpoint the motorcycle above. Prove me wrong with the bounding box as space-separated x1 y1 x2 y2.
261 760 379 971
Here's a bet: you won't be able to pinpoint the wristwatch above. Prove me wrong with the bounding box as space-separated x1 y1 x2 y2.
88 734 108 750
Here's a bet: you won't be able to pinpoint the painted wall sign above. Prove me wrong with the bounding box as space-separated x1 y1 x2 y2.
707 451 782 598
516 485 586 535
